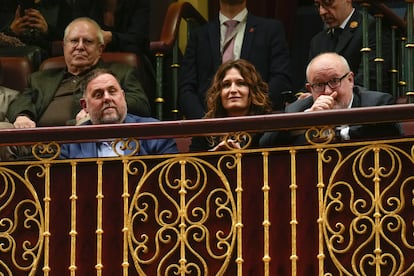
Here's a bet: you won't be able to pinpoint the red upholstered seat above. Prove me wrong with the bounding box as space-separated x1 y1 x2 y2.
39 52 140 71
0 56 32 92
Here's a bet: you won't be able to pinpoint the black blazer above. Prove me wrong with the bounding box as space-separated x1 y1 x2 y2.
308 9 392 92
179 13 293 119
71 0 150 56
260 86 402 146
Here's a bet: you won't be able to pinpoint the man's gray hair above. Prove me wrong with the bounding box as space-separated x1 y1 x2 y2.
63 17 104 45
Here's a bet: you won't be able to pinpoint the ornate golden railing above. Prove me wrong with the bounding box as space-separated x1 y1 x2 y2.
1 104 414 275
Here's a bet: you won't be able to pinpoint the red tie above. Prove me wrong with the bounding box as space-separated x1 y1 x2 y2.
222 20 239 63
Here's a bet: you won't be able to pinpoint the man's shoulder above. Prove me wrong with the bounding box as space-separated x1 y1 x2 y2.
355 86 390 97
345 8 376 29
192 19 217 35
95 62 136 79
285 96 314 113
0 86 19 96
104 61 134 71
246 13 282 28
124 113 159 123
354 86 394 105
31 67 64 77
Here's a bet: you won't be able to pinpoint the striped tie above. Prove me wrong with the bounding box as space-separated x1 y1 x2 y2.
222 20 239 63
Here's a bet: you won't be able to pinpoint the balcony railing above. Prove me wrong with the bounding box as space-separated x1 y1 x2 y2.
1 104 414 275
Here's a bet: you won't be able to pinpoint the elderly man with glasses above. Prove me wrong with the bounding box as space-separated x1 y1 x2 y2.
7 17 150 129
0 17 151 161
259 52 402 146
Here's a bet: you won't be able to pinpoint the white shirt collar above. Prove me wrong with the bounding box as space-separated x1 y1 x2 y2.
339 8 355 29
219 8 248 25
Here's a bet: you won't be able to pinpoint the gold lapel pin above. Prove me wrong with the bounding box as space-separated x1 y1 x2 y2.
350 21 358 29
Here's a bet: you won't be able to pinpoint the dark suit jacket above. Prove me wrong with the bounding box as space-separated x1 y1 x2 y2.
260 86 402 146
0 0 73 55
71 0 150 56
7 59 151 125
60 114 178 159
308 9 392 92
179 13 293 119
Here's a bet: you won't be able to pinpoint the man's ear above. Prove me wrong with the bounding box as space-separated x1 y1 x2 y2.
305 83 311 92
98 43 105 55
80 98 87 110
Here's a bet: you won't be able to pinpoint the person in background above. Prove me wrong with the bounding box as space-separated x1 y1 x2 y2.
260 52 402 147
70 0 150 57
6 17 151 129
179 0 293 119
69 0 155 104
0 0 73 66
190 59 272 152
308 0 392 93
60 68 177 158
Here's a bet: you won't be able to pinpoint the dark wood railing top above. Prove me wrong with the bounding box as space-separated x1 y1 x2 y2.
0 104 414 146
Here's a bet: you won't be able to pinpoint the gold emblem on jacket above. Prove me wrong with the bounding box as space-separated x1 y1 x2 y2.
350 21 358 29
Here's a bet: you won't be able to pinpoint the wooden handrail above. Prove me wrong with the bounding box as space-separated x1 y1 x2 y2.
1 104 414 146
150 1 207 52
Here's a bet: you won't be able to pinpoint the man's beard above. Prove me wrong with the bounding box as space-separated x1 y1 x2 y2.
221 0 244 5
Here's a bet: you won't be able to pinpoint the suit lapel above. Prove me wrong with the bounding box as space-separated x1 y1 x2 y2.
336 10 361 53
351 86 362 107
48 70 66 93
240 14 257 59
208 18 222 69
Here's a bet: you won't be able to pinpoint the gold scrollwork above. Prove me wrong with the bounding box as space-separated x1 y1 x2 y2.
228 132 252 149
305 126 336 145
323 144 414 275
207 132 252 150
128 156 237 275
32 142 60 161
113 137 141 156
0 167 44 274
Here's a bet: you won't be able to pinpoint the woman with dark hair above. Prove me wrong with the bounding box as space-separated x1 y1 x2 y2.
190 59 273 152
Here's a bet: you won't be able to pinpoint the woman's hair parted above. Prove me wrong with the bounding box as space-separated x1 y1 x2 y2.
204 59 272 118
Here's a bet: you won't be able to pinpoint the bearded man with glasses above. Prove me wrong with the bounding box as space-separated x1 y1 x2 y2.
0 17 151 161
259 52 402 146
7 17 150 129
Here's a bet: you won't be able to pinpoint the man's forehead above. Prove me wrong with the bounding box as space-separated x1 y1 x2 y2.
67 32 95 39
69 22 96 34
89 74 117 86
66 29 97 41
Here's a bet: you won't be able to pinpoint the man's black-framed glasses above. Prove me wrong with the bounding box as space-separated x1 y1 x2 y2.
309 72 350 93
